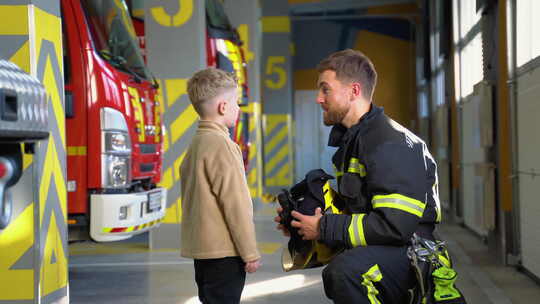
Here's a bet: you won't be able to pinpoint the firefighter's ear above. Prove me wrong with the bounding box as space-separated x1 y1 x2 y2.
351 82 362 100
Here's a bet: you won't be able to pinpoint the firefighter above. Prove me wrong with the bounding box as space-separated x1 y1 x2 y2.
275 49 441 303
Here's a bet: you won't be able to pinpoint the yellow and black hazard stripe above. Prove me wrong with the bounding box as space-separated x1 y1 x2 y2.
244 102 263 200
263 114 293 189
102 219 163 234
156 78 197 225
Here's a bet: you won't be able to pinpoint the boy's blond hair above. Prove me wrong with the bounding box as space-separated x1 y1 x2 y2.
187 68 237 114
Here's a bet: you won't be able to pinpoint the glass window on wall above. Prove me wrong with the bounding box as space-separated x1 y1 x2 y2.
516 0 540 67
452 0 483 100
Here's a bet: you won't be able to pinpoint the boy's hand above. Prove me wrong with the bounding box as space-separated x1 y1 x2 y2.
274 206 290 237
290 207 323 240
245 259 261 273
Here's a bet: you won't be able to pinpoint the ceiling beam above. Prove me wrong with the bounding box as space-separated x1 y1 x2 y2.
290 0 416 15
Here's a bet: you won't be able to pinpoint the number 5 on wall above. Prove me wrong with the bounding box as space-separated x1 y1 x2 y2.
265 56 287 90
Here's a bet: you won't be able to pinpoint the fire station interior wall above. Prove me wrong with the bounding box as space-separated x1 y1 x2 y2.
292 16 417 129
452 0 496 236
459 81 495 238
515 60 540 279
0 1 68 303
223 0 265 205
260 0 295 194
143 0 206 249
293 90 336 182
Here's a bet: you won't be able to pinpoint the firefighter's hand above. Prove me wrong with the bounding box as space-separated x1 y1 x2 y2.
291 208 322 240
274 206 291 237
245 259 261 273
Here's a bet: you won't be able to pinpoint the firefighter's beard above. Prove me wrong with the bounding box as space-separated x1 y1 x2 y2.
323 103 350 126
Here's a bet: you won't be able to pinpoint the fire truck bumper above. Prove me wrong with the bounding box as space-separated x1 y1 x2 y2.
90 187 167 242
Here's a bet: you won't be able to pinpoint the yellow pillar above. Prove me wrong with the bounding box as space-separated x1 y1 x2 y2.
0 2 67 303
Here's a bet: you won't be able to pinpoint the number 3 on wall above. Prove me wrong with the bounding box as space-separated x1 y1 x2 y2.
265 56 287 90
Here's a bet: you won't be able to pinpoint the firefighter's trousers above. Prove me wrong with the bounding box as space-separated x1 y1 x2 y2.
322 245 415 304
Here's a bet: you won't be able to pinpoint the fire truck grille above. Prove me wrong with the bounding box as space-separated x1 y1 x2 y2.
139 144 157 154
140 163 155 172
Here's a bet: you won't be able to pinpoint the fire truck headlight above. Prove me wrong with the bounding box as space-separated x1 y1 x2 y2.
102 155 130 188
104 131 131 154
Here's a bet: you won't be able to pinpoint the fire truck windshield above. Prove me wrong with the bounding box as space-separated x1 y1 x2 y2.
82 0 150 80
206 0 233 31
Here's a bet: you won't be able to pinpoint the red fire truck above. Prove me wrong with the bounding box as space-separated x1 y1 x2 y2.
62 0 166 242
130 0 251 169
205 0 251 170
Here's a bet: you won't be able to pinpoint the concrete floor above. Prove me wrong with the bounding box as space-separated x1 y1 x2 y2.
68 204 540 304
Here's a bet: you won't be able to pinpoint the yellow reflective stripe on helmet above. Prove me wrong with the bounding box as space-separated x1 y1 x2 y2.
362 264 383 304
322 181 341 214
348 214 367 247
372 194 426 218
348 157 366 177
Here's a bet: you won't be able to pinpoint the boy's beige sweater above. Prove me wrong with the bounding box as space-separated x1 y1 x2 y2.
180 120 260 262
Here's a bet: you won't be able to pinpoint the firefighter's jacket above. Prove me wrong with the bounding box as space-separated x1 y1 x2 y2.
319 105 441 248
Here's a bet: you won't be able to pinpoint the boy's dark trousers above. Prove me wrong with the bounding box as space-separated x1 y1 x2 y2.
194 256 246 304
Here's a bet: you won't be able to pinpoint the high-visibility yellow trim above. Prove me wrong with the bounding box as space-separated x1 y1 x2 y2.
348 214 367 247
322 182 342 214
362 264 383 304
372 194 425 218
128 87 146 142
261 16 291 33
439 249 452 268
333 164 343 177
348 157 366 177
154 91 162 143
222 40 246 102
67 146 87 156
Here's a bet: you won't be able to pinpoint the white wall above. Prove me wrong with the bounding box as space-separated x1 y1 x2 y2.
293 90 336 183
516 65 540 278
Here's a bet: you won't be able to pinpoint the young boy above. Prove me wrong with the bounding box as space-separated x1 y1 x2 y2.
180 68 261 304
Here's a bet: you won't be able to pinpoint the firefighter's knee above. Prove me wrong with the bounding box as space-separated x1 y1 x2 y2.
322 253 348 286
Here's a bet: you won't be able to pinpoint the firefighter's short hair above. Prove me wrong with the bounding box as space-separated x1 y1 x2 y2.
317 49 377 100
187 67 237 114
